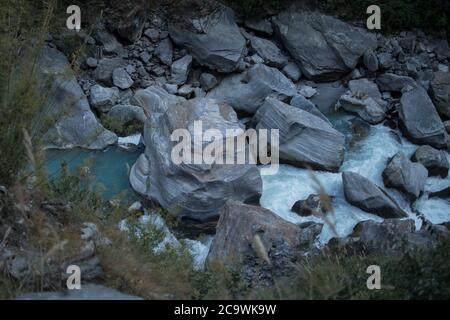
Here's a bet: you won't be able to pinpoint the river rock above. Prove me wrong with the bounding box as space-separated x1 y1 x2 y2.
342 171 408 218
244 18 273 35
170 54 192 85
169 5 246 73
430 71 450 119
382 152 428 199
38 46 117 149
398 86 448 148
348 78 386 109
282 62 301 82
291 194 329 217
310 81 346 112
130 98 262 224
89 85 120 113
131 86 184 114
363 51 379 72
337 93 386 124
376 73 416 92
112 67 134 89
249 35 288 68
254 98 345 171
94 57 126 86
199 73 219 91
207 63 296 114
411 145 449 178
207 201 322 284
290 95 330 124
272 10 377 81
108 104 147 125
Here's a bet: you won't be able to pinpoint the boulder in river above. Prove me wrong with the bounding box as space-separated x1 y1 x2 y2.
207 63 296 114
398 86 448 149
169 5 246 73
342 171 408 218
337 93 386 124
411 145 449 178
376 73 416 92
38 46 117 149
131 86 184 114
254 98 345 172
207 201 322 284
272 10 377 81
291 194 329 217
129 98 262 226
382 152 428 199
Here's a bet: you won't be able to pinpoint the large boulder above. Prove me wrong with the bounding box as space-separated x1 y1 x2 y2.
38 46 117 149
94 57 126 87
398 86 448 149
170 55 193 85
207 63 296 114
207 201 322 284
129 98 262 225
249 35 288 68
430 71 450 119
168 5 246 73
89 85 120 113
272 10 377 81
342 171 408 218
254 98 345 171
411 145 449 178
108 105 147 125
376 73 416 92
291 194 329 217
337 94 386 124
348 78 386 109
131 86 184 114
382 152 428 199
290 95 330 124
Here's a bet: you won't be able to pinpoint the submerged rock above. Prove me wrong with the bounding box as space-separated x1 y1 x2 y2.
411 145 449 178
342 171 408 218
207 63 296 114
254 98 345 171
169 5 246 73
398 86 448 149
38 46 117 149
272 10 376 81
382 152 428 199
130 98 262 225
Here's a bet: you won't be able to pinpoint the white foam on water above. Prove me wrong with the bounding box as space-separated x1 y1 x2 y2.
118 134 142 146
260 119 450 244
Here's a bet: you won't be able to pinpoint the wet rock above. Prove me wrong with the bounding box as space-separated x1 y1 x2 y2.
398 86 448 148
411 145 449 178
199 73 219 91
112 67 134 89
291 194 329 217
430 71 450 119
342 171 407 218
170 55 192 85
429 186 450 199
376 73 416 92
130 98 262 224
254 98 345 171
272 10 377 81
38 46 117 149
382 152 428 199
169 5 246 73
89 85 120 113
207 201 322 285
249 36 288 68
207 63 296 114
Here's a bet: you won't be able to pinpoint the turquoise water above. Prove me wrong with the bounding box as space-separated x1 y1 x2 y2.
45 146 143 200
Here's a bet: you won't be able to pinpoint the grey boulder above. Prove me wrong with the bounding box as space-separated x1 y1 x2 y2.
290 95 330 124
89 85 120 113
337 94 386 124
430 71 450 119
94 57 126 86
207 63 296 114
131 86 184 114
38 46 117 150
398 86 448 149
169 5 246 73
112 67 134 89
249 36 288 68
342 171 408 218
254 98 345 171
129 98 262 224
272 10 377 81
282 62 302 82
108 104 147 125
170 54 193 85
199 73 219 91
376 73 416 92
411 145 449 178
154 38 173 66
382 152 428 199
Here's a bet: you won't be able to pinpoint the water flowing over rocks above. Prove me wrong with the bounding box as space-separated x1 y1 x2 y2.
254 98 345 171
272 10 377 81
